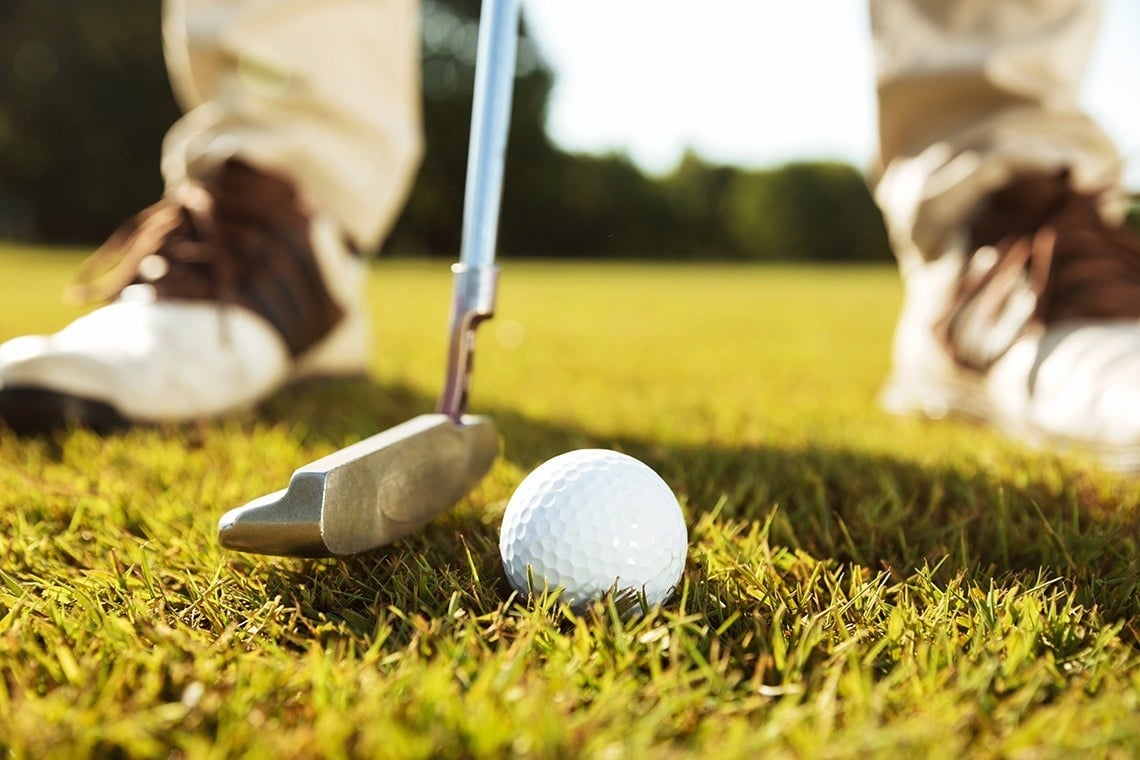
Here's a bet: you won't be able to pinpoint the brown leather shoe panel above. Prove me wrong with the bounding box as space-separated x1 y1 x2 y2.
72 160 344 357
937 170 1140 372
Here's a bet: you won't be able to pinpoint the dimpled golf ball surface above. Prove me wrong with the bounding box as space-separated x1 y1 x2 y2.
499 449 687 609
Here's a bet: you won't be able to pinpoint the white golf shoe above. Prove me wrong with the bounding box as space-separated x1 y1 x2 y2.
0 159 368 433
881 170 1140 471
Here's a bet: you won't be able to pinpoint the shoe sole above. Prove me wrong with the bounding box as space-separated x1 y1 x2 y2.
0 387 130 436
0 369 368 437
879 371 995 424
881 373 1140 473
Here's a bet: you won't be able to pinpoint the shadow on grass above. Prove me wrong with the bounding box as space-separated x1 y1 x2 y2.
254 376 1140 634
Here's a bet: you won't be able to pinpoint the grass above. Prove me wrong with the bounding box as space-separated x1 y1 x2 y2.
1 245 1138 758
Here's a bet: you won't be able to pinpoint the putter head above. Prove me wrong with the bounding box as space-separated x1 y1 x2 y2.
217 414 498 557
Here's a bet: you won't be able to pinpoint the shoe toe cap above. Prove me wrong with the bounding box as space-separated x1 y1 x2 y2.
0 301 293 423
1023 321 1140 450
0 334 53 366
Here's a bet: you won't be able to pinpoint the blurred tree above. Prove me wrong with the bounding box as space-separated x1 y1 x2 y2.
388 0 565 255
0 0 892 263
660 152 739 256
725 162 890 261
0 1 179 242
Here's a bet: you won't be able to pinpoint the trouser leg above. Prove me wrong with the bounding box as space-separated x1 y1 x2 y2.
869 0 1124 267
161 0 423 251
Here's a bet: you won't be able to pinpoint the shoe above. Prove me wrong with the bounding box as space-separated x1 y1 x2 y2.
881 169 1140 471
0 159 368 434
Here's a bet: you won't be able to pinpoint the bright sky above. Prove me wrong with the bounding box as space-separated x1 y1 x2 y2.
523 0 1140 188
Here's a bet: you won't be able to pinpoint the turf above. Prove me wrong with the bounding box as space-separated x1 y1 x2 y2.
1 245 1138 758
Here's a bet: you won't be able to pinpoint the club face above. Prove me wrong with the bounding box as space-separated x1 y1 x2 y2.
217 414 498 557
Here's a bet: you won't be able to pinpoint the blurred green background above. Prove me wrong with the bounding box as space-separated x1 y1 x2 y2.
0 0 893 261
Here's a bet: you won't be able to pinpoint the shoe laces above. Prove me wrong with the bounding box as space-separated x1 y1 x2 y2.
69 160 345 357
71 160 301 306
936 169 1140 372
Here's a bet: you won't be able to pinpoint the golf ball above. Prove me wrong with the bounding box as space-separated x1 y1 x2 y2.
499 449 687 610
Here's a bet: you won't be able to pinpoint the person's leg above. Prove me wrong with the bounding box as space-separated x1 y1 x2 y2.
872 0 1123 265
0 0 422 433
873 0 1140 468
161 0 422 253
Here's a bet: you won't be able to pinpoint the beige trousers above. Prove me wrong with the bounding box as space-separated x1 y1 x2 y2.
161 0 1123 259
160 0 422 252
869 0 1124 267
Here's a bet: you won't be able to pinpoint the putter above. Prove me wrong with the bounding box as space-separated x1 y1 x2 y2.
216 0 521 557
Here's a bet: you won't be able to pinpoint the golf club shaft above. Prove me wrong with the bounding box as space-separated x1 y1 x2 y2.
438 0 520 420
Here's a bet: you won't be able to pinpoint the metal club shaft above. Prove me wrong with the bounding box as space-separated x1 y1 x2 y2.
438 0 521 420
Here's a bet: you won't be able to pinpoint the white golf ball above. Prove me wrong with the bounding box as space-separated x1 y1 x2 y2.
499 449 688 610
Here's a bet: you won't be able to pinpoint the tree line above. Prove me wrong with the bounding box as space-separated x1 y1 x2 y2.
0 0 892 261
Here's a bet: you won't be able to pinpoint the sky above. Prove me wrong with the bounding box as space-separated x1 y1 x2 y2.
522 0 1140 188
